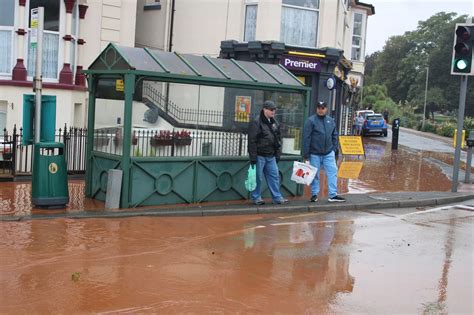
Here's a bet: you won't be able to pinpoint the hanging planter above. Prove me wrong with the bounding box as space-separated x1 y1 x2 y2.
174 130 192 146
150 130 173 146
2 152 12 161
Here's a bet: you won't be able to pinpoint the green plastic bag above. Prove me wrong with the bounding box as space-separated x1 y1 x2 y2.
245 165 257 191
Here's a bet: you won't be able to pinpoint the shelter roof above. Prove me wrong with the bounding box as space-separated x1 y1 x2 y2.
85 43 307 90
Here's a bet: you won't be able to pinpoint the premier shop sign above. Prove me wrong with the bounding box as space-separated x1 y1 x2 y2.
280 55 322 73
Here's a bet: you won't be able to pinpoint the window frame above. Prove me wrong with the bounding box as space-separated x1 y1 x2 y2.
243 4 258 42
25 0 65 82
351 11 366 61
280 0 320 49
0 0 17 78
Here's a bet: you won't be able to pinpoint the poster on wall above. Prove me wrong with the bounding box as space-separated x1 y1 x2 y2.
235 96 252 122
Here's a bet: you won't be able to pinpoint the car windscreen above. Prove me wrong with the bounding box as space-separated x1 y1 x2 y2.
367 115 383 121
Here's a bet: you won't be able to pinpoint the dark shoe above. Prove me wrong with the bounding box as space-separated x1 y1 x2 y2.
253 199 265 205
273 198 289 204
328 195 346 202
310 195 318 202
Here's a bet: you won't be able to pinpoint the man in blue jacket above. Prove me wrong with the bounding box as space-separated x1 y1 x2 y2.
303 101 345 202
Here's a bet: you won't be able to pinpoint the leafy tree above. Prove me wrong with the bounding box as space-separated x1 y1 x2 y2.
365 12 474 117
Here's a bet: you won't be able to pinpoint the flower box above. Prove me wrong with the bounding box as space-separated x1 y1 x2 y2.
2 152 12 161
150 130 192 146
150 138 173 146
175 138 192 146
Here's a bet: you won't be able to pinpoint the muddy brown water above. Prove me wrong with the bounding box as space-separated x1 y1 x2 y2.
1 209 472 313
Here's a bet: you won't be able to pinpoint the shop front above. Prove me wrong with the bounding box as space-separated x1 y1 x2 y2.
220 41 353 134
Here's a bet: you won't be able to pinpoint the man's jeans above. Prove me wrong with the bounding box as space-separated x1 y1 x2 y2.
251 156 283 203
309 151 338 198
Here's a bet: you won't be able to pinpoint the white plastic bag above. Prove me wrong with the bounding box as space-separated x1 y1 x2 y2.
290 161 318 186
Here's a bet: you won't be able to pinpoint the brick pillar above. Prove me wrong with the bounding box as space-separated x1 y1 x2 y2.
59 0 76 84
75 4 88 86
12 0 27 81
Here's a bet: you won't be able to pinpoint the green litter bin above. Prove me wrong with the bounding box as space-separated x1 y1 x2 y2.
32 142 69 207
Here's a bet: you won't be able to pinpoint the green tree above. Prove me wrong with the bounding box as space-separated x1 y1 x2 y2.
365 12 473 116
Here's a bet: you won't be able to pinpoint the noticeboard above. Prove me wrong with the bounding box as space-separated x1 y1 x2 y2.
339 136 365 156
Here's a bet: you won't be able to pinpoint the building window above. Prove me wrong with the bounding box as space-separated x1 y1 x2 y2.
0 0 15 75
244 4 257 42
70 2 79 78
351 12 364 61
27 0 61 79
280 0 319 48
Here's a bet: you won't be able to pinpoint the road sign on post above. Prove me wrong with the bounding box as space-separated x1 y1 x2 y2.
451 23 474 75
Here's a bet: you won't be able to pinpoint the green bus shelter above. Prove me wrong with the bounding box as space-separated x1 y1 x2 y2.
84 43 311 208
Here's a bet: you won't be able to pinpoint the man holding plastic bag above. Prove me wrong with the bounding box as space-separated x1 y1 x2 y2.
290 161 318 186
247 101 288 205
302 101 345 203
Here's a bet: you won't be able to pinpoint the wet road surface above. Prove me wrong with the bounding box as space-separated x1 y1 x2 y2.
1 202 472 313
0 138 461 216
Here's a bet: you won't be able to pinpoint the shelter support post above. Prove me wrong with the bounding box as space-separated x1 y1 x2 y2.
120 73 135 208
85 76 96 197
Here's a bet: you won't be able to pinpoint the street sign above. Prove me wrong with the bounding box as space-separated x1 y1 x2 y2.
30 8 38 48
339 136 365 156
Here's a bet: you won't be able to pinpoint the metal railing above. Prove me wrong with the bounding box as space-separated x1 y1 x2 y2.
0 125 87 176
93 128 249 158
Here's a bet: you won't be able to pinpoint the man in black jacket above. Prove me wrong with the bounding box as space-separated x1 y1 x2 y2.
303 101 345 203
248 101 288 205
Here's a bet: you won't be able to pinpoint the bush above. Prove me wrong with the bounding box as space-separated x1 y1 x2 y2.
436 122 456 137
464 116 474 136
421 121 437 133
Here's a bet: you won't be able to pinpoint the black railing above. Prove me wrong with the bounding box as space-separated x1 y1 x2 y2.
92 129 248 158
0 125 87 177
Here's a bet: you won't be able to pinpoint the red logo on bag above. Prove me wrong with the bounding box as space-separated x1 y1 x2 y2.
296 168 306 178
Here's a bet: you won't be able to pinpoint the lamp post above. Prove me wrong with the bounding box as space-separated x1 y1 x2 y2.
422 65 429 130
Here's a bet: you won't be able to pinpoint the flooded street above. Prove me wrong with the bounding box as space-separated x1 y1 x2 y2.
1 203 472 313
0 138 460 217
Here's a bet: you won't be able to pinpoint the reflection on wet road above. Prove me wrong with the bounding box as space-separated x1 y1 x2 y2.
1 204 472 313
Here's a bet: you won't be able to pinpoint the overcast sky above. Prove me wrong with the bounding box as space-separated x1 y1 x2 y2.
365 0 474 55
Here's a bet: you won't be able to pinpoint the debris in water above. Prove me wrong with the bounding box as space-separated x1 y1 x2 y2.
71 272 81 282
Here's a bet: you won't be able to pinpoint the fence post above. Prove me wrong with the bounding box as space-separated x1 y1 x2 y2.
238 132 243 156
11 125 17 175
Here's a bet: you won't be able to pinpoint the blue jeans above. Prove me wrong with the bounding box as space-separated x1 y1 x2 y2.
251 156 283 203
309 151 338 198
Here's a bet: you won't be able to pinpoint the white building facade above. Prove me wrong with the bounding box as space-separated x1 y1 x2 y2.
135 0 374 84
0 0 137 131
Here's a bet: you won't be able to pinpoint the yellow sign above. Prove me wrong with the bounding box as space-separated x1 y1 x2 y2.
235 96 251 122
48 162 58 174
339 136 364 155
453 129 465 149
115 79 124 92
338 161 364 179
296 76 306 84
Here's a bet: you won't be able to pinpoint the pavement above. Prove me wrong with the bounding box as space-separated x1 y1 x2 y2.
1 190 472 221
1 128 472 221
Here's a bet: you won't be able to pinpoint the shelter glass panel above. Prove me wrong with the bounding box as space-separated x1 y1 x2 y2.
148 49 197 76
212 58 253 82
117 46 165 73
179 54 226 79
132 80 305 157
236 60 278 84
258 63 302 86
93 84 125 156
